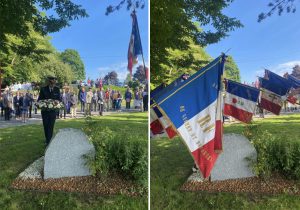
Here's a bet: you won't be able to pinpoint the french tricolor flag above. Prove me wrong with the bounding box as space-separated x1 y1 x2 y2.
153 55 226 178
224 80 260 123
260 88 282 115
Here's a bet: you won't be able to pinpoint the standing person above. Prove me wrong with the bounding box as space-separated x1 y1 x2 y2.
110 89 115 110
79 87 86 113
3 92 12 121
105 88 110 111
125 87 132 109
21 93 30 123
112 90 118 110
33 93 38 114
134 88 140 109
61 89 68 119
143 85 148 111
70 91 78 118
28 91 34 118
0 96 3 118
85 87 93 116
97 87 104 116
139 87 144 112
38 76 61 146
92 90 98 112
13 91 21 119
117 91 123 110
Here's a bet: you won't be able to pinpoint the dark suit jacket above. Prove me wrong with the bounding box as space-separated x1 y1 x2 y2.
38 85 61 102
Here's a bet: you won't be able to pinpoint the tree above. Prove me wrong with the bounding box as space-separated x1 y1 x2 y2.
224 56 241 82
105 0 145 15
103 71 119 86
133 65 147 84
291 64 300 79
0 0 88 50
152 35 211 86
150 0 242 87
37 54 74 85
0 24 55 85
258 0 298 22
59 49 85 80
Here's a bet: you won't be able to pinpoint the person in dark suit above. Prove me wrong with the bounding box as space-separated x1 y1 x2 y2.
38 76 61 146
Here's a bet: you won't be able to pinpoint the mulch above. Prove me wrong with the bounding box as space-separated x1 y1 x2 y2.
11 175 142 196
181 174 300 195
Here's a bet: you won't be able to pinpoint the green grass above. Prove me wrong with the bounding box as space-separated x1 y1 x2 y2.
0 112 148 210
150 114 300 210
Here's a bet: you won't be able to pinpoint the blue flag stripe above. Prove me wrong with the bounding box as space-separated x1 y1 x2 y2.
155 57 223 128
155 56 222 106
227 80 260 102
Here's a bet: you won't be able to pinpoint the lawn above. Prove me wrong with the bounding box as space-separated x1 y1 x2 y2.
0 112 148 210
150 113 300 210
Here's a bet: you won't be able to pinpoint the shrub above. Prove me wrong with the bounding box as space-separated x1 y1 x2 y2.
83 117 148 187
243 124 300 179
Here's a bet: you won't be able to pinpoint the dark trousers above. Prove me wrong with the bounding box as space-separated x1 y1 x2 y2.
29 105 32 118
4 107 10 120
92 101 97 112
98 103 104 115
15 106 21 118
81 101 85 112
126 101 130 109
41 110 57 145
143 95 148 111
60 107 67 118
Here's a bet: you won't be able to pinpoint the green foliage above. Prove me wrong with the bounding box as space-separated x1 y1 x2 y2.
133 65 147 84
103 71 119 86
83 117 148 188
0 113 147 209
225 55 241 82
258 0 298 22
106 0 146 15
59 49 86 80
150 0 243 86
243 123 300 179
0 0 88 51
37 54 75 85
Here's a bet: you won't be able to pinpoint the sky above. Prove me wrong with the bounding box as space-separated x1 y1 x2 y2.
206 0 300 83
49 0 148 82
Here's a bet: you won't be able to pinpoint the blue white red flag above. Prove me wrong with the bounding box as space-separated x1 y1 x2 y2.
128 11 143 77
150 84 177 139
287 75 300 89
262 70 292 96
224 80 260 123
153 55 225 178
259 87 282 115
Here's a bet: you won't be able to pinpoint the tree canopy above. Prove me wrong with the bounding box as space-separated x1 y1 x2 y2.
0 0 88 50
59 49 86 81
224 56 241 82
103 71 119 86
133 65 147 84
291 64 300 79
150 0 243 87
258 0 298 22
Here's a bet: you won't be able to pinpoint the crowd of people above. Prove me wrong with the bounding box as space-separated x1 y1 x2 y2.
0 84 148 122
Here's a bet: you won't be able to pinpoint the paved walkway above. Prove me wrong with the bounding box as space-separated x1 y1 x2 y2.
0 108 144 129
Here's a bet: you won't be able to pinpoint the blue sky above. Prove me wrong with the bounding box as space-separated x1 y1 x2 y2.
206 1 300 83
49 0 148 82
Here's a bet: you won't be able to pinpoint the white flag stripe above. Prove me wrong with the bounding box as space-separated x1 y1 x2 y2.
177 100 217 152
225 92 257 113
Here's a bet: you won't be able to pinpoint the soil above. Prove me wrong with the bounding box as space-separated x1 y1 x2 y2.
11 174 143 196
181 173 300 195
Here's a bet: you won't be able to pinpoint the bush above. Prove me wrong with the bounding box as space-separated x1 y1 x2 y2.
83 117 148 187
243 124 300 179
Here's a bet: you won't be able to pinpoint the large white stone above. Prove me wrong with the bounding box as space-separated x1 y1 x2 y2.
210 133 257 181
44 128 95 179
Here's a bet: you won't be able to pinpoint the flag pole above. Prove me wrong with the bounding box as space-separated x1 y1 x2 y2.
133 10 147 83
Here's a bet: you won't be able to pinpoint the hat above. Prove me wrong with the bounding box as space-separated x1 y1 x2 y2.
47 75 57 80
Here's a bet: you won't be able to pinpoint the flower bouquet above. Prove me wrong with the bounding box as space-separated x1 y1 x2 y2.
35 99 64 111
